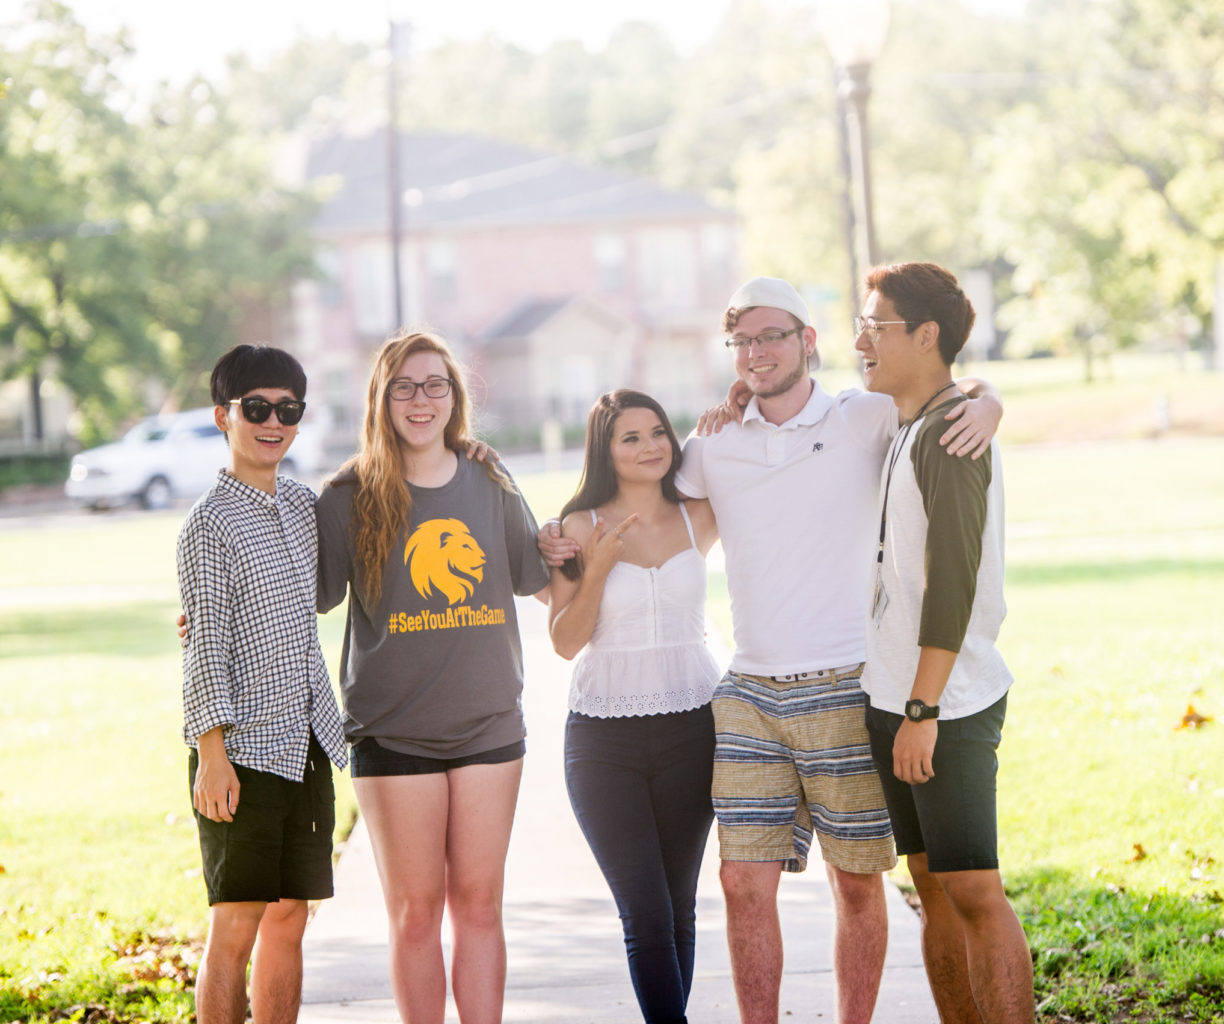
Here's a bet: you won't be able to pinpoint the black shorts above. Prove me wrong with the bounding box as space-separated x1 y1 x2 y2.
188 734 335 906
349 737 525 777
865 693 1007 873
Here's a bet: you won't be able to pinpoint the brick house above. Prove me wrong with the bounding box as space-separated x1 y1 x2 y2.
288 130 742 455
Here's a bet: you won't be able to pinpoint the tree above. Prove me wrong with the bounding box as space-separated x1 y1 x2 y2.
0 1 157 443
977 0 1224 375
135 76 319 409
221 35 375 138
0 1 320 442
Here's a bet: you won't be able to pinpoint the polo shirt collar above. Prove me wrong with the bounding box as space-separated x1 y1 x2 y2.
741 379 834 430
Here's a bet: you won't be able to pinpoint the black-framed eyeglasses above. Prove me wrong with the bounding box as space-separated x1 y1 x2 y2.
853 316 910 341
724 326 803 351
388 376 453 401
229 397 306 426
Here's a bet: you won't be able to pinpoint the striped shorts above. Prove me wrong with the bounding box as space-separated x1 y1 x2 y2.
712 666 896 874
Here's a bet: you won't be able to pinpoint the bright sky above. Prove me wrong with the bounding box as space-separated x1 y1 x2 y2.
57 0 735 86
53 0 1027 91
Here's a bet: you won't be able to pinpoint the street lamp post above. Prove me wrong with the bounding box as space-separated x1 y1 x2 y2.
818 0 892 295
834 81 861 321
387 12 411 330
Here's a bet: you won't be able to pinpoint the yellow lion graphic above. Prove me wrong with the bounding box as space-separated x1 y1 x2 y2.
403 518 486 606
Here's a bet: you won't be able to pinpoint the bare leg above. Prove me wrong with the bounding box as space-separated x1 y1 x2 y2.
907 854 982 1024
937 869 1033 1024
196 901 265 1024
720 859 783 1024
356 774 450 1024
250 898 309 1024
824 865 888 1024
445 759 523 1024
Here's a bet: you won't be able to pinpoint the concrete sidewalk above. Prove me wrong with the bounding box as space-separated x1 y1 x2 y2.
300 596 937 1023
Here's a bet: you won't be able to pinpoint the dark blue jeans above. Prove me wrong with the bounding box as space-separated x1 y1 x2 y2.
564 705 716 1024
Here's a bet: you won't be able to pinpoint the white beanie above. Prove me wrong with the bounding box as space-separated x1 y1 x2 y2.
725 276 821 371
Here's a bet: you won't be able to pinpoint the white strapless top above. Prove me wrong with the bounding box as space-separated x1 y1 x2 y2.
568 504 721 718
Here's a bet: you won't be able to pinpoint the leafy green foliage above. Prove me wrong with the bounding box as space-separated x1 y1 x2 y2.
0 452 69 489
979 0 1224 372
0 1 318 441
1014 871 1224 1021
0 2 157 441
0 514 356 1024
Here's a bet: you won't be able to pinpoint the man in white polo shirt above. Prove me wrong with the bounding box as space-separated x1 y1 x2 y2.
674 276 1001 1024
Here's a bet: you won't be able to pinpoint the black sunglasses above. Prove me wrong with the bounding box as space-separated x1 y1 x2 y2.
229 397 306 426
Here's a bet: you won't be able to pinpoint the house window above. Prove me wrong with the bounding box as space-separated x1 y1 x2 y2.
637 228 697 310
324 368 351 434
315 247 343 307
594 234 626 292
428 240 457 303
354 242 394 335
700 224 734 295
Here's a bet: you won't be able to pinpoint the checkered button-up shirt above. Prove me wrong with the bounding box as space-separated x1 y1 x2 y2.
178 471 347 781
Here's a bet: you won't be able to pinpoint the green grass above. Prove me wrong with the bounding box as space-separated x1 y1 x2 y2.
1 354 1223 1021
0 519 357 1022
986 438 1224 1022
818 350 1224 446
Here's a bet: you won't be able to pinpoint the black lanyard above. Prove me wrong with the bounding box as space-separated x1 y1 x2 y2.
876 381 961 572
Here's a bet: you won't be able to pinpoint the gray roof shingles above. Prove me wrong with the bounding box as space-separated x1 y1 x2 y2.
307 132 730 232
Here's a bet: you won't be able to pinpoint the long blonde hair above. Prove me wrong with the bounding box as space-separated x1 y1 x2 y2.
336 329 513 606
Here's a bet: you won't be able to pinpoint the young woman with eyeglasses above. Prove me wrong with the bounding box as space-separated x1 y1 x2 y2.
315 330 549 1024
548 389 721 1024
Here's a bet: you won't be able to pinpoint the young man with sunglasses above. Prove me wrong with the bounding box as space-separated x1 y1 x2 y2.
177 344 347 1024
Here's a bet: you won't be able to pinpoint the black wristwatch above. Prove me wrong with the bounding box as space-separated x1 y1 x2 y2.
905 699 940 722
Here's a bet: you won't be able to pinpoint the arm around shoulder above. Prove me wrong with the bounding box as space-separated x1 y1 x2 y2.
944 376 1003 459
315 481 354 614
683 498 719 555
547 512 605 660
673 433 708 501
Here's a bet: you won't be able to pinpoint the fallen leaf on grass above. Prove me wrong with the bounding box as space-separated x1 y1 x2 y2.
1130 843 1147 862
1190 857 1216 882
1175 705 1213 730
110 932 199 988
49 1004 120 1024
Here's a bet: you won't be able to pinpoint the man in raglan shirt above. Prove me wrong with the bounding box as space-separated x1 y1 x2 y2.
855 261 1033 1024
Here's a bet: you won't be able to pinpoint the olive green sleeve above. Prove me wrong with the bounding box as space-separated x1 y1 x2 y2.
911 407 993 652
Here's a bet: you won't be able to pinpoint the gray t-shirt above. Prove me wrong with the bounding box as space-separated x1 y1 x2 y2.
317 456 549 758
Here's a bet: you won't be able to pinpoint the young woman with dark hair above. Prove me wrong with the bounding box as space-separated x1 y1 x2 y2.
548 389 721 1024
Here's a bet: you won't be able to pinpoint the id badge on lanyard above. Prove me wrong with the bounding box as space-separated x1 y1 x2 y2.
872 552 889 627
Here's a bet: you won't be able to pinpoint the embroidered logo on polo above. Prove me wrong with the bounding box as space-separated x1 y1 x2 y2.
386 517 507 635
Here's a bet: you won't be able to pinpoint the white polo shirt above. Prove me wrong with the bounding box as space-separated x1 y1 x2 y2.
676 380 897 676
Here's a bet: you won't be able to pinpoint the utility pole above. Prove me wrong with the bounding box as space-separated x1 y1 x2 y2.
387 16 409 330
